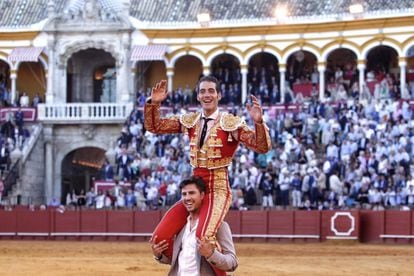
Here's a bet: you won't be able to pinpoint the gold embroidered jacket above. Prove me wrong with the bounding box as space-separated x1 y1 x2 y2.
144 103 272 169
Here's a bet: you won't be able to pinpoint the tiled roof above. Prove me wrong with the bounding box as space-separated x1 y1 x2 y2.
0 0 413 28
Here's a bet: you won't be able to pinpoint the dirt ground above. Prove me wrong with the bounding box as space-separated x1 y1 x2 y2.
0 240 413 276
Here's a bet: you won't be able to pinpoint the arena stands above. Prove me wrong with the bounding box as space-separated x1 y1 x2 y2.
65 64 413 213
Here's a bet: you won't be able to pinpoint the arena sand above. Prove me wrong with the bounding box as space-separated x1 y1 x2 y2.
0 241 413 275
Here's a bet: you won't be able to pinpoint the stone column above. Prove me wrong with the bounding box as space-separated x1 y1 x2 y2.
130 67 136 97
399 57 407 96
279 64 286 103
357 60 366 94
10 70 17 105
56 64 67 103
318 62 326 101
44 126 54 205
241 65 248 104
167 67 174 92
203 66 210 76
46 37 55 103
117 36 131 103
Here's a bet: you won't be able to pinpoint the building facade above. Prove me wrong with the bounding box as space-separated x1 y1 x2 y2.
0 0 414 204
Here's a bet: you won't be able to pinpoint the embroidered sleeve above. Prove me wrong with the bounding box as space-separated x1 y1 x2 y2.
144 103 182 134
238 121 272 154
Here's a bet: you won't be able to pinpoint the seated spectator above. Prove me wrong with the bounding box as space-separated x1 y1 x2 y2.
49 197 60 207
19 92 29 107
0 142 10 174
32 93 42 107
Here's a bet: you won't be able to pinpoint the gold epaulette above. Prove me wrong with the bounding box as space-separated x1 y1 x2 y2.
220 112 243 131
180 112 201 128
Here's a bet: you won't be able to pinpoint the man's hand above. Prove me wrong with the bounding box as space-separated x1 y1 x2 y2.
151 80 168 104
197 237 215 258
246 95 264 124
149 235 168 259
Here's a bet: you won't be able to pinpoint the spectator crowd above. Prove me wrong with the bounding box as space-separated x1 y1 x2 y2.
81 63 414 212
2 64 414 212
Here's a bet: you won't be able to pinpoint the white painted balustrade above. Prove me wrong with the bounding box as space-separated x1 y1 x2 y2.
37 103 133 123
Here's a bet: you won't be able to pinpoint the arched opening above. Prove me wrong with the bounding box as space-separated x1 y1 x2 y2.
16 62 46 106
173 55 202 105
135 60 166 103
94 65 116 102
286 50 317 100
67 48 116 103
0 60 10 107
365 45 399 98
248 52 279 104
326 48 358 100
407 45 414 97
61 147 106 204
211 53 241 104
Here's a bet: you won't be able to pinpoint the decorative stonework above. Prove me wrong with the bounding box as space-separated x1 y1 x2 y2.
80 124 97 140
58 40 121 67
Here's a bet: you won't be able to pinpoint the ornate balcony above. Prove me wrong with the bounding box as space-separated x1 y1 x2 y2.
37 103 133 124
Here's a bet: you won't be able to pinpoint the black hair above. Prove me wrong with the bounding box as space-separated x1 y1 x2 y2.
179 176 206 193
196 75 221 94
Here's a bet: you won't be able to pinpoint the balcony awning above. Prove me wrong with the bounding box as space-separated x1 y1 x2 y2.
7 47 44 62
130 45 168 61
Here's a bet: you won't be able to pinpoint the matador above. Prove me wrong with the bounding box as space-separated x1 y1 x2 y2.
145 76 271 275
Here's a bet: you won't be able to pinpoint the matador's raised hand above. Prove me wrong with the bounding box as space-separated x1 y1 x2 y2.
151 80 168 104
246 95 264 124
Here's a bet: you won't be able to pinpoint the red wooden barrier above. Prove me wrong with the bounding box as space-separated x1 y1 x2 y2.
53 210 80 233
359 211 384 243
107 210 134 233
268 211 294 236
225 211 241 235
381 210 413 244
239 211 267 241
80 210 107 241
16 210 50 239
0 210 16 237
1 209 413 244
320 211 359 241
134 211 161 237
294 211 320 239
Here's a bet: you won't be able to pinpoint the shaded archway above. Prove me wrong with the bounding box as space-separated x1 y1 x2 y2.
0 60 10 106
286 50 317 99
135 60 166 95
173 55 202 105
16 62 46 104
407 45 414 95
67 48 116 103
247 52 279 104
61 147 106 203
366 45 399 78
211 53 241 104
326 48 358 94
365 45 399 98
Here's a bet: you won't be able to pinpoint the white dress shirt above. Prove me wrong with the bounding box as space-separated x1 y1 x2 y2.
177 217 200 276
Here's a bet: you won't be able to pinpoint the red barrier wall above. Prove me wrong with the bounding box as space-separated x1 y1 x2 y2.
224 211 241 235
360 211 384 243
0 210 16 234
0 209 413 244
320 211 360 241
16 210 50 234
294 211 320 237
268 211 294 236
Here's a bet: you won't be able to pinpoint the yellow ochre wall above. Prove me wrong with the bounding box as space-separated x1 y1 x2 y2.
16 62 46 101
173 56 202 91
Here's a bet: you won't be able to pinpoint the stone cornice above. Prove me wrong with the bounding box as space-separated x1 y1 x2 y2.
141 15 414 39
